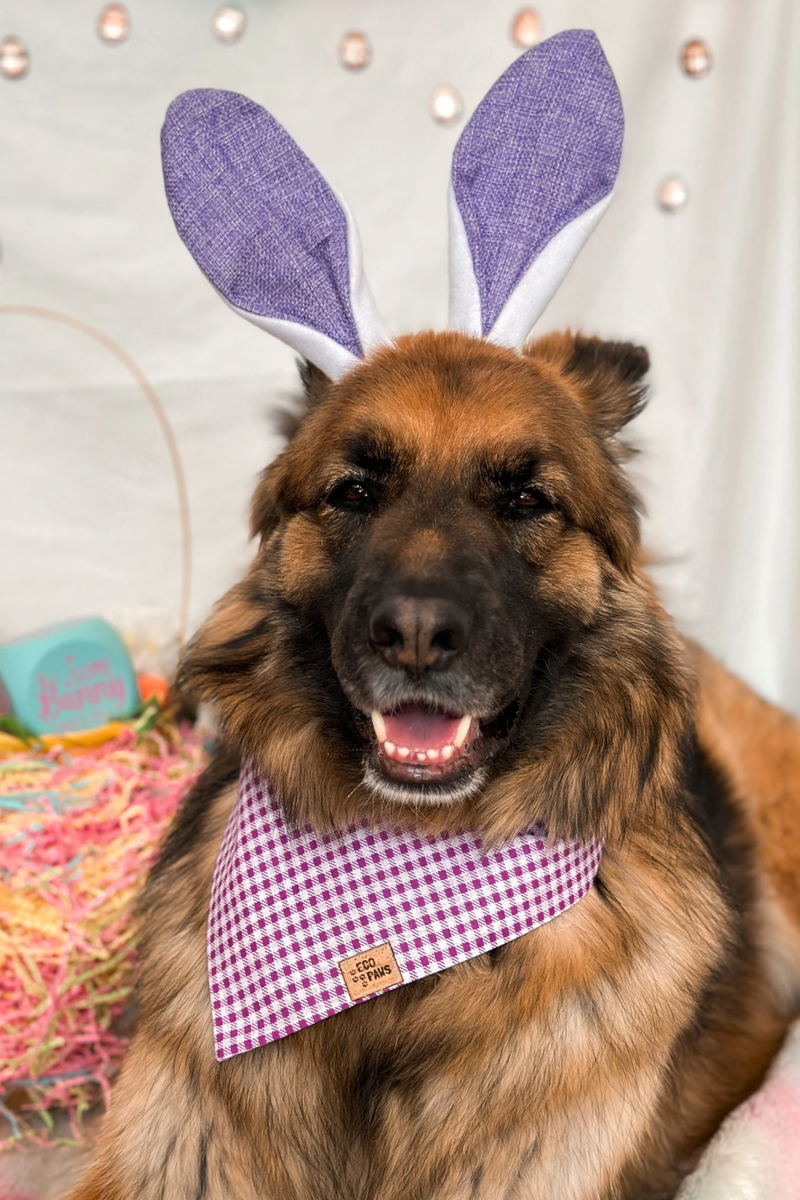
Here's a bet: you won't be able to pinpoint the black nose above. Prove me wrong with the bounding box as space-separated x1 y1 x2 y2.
368 594 471 675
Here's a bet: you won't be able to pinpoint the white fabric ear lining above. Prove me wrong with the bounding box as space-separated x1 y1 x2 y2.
449 186 616 351
224 306 363 380
338 188 393 365
447 184 482 339
485 193 615 351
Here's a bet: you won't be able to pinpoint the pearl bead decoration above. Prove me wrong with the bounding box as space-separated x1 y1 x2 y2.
657 177 689 214
97 4 130 44
0 35 29 79
212 7 246 44
338 32 372 71
430 84 464 127
681 39 712 79
511 8 542 49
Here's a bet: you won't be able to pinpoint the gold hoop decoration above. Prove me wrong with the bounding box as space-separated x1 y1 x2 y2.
0 305 192 652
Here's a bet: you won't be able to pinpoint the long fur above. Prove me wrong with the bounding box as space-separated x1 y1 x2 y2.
70 331 800 1200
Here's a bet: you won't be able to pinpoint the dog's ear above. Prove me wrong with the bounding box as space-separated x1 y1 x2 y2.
532 331 650 438
254 361 335 538
274 360 334 442
298 359 332 409
250 462 282 541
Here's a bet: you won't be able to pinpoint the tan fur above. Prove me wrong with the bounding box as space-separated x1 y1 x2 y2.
71 766 787 1200
694 644 800 925
69 332 800 1200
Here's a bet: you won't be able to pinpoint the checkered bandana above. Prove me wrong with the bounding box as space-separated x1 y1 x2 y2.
208 763 603 1060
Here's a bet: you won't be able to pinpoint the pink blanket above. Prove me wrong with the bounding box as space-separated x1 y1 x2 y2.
677 1020 800 1199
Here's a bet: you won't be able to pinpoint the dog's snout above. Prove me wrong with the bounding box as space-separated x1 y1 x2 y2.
368 594 471 675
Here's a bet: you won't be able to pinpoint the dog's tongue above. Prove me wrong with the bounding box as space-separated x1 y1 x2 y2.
382 706 466 752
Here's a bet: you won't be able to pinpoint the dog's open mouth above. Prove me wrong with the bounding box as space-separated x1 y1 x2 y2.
371 707 481 784
366 700 522 797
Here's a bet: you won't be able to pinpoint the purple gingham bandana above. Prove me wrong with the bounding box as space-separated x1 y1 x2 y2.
208 764 603 1060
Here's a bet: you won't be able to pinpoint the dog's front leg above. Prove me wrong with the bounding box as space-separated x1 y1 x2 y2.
65 1039 279 1200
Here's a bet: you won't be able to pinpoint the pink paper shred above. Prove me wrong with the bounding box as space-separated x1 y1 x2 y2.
0 724 208 1146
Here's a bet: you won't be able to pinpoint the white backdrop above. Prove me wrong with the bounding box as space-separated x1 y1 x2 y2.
1 0 798 708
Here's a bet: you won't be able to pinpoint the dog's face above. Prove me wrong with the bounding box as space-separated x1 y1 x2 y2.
269 333 642 805
184 331 692 841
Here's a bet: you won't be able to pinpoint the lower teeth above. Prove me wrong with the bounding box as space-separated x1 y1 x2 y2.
381 742 460 765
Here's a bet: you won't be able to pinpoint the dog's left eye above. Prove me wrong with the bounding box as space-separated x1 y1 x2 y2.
502 488 554 517
325 480 374 512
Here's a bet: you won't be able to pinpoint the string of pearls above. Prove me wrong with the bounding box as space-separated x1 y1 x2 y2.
0 8 714 214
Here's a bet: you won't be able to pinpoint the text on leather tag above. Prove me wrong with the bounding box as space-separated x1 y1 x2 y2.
339 942 403 1001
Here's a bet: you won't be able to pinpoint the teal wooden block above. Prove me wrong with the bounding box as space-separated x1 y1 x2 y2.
0 617 140 735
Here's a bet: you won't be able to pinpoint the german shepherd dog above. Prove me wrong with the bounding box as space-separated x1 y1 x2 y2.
71 331 800 1200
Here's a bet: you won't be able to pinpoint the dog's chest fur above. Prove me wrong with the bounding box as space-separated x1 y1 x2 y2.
89 761 785 1200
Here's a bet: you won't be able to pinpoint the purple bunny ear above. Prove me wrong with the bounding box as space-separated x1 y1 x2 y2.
162 89 392 379
448 30 624 349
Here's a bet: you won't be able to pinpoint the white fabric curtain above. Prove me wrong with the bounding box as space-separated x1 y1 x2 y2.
1 0 798 709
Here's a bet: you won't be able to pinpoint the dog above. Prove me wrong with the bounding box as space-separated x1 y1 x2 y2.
70 330 800 1200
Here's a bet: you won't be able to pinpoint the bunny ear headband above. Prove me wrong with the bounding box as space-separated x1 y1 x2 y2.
161 29 623 381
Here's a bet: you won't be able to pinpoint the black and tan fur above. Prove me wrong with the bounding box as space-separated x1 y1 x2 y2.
70 332 800 1200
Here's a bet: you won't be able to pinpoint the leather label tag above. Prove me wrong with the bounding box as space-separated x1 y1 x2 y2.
339 942 403 1001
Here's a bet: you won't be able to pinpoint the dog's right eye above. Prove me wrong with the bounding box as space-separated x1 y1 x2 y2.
325 480 374 512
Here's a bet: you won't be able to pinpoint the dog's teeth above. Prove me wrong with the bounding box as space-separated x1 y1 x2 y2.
371 711 387 743
426 748 439 761
441 744 455 760
384 740 396 755
416 751 427 763
453 715 473 749
398 746 410 758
